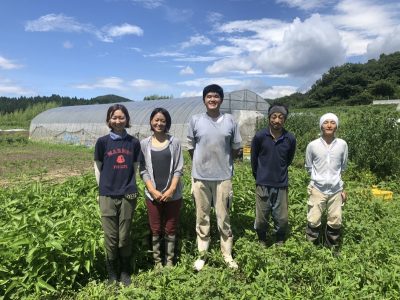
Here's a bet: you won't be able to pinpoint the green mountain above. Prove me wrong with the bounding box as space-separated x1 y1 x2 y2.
271 51 400 108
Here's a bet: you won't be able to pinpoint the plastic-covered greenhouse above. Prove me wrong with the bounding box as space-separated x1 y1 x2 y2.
29 89 269 148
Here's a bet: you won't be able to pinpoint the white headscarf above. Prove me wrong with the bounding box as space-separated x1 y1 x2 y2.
319 113 339 129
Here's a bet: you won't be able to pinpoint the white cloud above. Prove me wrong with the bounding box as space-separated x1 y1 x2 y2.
0 56 23 70
63 40 73 49
259 85 298 99
146 51 185 58
129 79 168 90
25 14 88 32
208 14 346 77
178 77 243 88
180 66 194 75
25 14 143 42
105 23 143 37
180 34 212 49
256 14 346 76
174 56 218 62
131 0 164 9
206 57 254 74
207 12 223 25
366 26 400 58
327 0 400 56
0 78 32 95
74 77 125 90
276 0 334 10
180 90 202 97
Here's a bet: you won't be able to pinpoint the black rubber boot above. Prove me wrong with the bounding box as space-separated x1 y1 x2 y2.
256 230 267 247
306 224 321 245
119 256 132 286
325 225 341 248
105 258 118 285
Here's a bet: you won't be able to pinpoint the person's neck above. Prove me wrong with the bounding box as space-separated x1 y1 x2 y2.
269 127 283 139
206 110 221 119
322 134 335 145
152 131 167 142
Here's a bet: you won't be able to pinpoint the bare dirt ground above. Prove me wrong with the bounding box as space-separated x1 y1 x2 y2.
0 141 93 188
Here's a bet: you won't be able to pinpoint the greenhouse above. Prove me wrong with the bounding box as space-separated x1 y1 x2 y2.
29 89 269 148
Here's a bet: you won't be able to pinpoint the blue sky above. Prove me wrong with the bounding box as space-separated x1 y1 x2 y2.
1 0 400 101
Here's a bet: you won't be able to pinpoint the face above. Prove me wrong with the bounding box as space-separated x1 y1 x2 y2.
151 112 167 133
204 92 222 112
321 120 337 136
269 112 286 131
109 109 127 133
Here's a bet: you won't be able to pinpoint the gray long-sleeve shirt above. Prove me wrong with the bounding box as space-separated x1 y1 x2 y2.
140 135 184 201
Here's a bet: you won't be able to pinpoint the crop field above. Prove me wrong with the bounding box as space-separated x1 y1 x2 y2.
0 105 399 299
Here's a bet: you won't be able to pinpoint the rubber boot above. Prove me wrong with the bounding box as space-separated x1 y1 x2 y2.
165 235 176 267
220 236 238 269
152 235 163 269
256 230 267 247
105 258 118 285
119 256 132 286
325 225 341 249
306 224 321 245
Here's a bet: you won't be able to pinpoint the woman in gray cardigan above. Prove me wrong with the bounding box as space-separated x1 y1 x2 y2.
140 107 184 268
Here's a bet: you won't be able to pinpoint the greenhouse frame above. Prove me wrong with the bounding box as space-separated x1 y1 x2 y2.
29 89 269 148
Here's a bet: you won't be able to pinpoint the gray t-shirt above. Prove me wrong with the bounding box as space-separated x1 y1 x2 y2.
187 112 242 180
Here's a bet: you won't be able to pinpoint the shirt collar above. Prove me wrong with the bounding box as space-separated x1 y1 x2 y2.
110 130 127 140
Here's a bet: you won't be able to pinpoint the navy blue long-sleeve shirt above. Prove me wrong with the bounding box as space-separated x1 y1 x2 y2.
250 127 296 187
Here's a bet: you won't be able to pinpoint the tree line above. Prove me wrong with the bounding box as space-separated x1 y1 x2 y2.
0 94 131 114
271 51 400 108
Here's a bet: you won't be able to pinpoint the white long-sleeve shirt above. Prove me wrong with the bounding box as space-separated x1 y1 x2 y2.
305 137 348 195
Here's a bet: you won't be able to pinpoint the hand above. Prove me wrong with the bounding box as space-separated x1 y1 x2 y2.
160 188 175 202
150 189 163 201
341 191 347 203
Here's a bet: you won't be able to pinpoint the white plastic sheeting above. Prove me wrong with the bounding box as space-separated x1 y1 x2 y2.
29 89 269 148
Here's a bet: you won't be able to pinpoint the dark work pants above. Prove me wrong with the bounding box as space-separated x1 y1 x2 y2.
99 195 137 260
254 185 288 242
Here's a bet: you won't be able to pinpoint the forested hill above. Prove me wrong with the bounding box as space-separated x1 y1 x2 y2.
272 51 400 108
0 94 131 114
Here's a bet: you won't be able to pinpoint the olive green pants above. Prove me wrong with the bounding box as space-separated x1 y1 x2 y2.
99 196 137 260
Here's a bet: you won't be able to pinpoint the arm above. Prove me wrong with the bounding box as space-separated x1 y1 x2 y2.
250 135 259 179
94 160 102 186
305 143 313 175
287 136 297 166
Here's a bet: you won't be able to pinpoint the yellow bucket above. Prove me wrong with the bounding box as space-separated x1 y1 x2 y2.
371 186 393 201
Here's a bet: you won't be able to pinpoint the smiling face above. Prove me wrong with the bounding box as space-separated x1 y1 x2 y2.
150 112 167 133
269 112 286 131
204 92 222 113
109 109 127 133
321 119 337 137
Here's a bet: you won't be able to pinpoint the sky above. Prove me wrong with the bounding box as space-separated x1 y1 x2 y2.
1 0 400 101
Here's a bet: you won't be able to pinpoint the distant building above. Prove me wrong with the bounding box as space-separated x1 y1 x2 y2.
29 89 269 148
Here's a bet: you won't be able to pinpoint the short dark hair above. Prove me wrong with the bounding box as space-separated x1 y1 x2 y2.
150 107 172 132
203 84 224 101
106 104 131 128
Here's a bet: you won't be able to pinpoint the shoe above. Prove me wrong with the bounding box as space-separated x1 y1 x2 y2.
193 258 206 271
223 255 238 270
